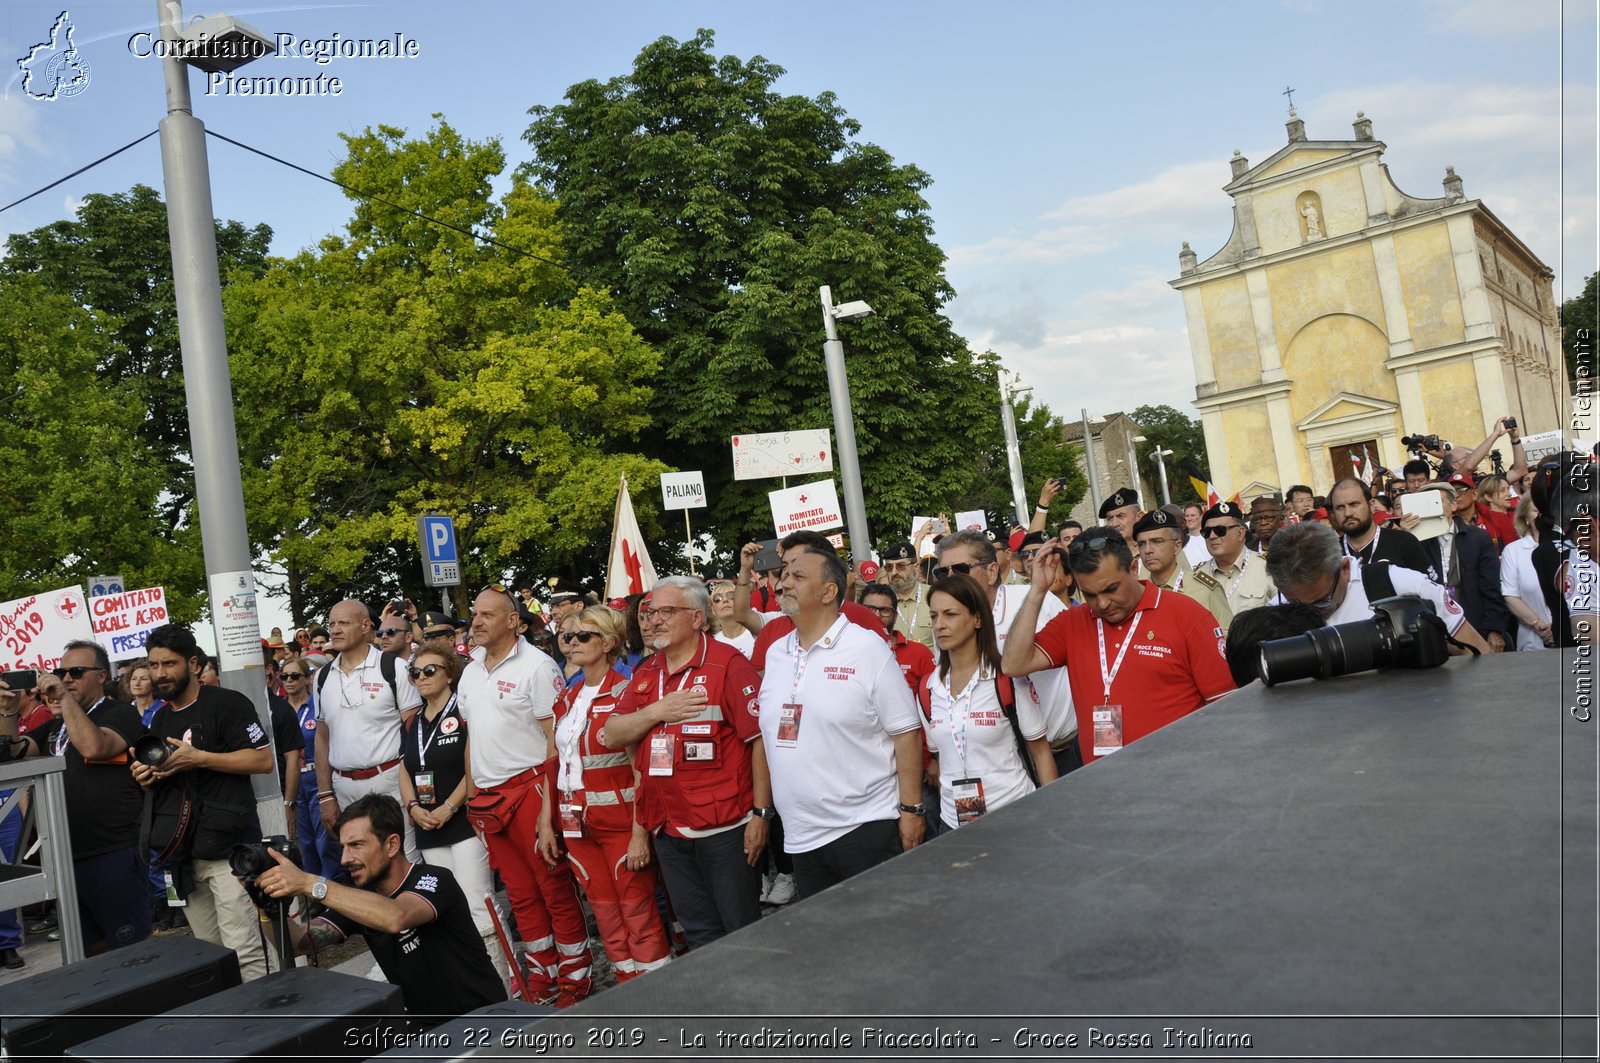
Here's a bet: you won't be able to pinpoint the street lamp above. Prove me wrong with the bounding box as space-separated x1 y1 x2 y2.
999 373 1032 527
1148 443 1174 505
819 286 874 564
155 0 283 828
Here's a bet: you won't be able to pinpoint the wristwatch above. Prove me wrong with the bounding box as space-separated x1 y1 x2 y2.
311 878 328 901
753 807 778 821
898 802 927 816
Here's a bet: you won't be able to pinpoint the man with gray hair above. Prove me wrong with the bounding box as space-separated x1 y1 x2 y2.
1264 523 1490 653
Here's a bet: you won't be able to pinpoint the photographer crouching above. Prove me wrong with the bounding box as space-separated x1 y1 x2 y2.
247 794 506 1025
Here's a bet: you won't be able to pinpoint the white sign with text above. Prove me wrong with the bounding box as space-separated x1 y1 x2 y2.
769 479 844 537
660 471 707 511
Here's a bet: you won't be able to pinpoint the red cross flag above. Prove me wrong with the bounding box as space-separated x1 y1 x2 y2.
606 475 660 598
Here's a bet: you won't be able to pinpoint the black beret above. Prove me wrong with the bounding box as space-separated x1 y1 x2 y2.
1019 530 1050 548
1131 509 1178 538
1098 488 1138 518
882 541 916 561
1203 500 1245 524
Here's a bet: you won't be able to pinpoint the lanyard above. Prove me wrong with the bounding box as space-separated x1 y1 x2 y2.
785 616 843 704
1096 612 1143 703
656 637 706 701
1170 569 1185 592
1345 526 1379 564
414 695 456 764
937 667 984 775
294 691 316 732
53 696 108 755
1220 553 1250 602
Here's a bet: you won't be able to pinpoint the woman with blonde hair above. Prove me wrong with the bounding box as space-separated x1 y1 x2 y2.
538 605 671 983
1499 492 1553 650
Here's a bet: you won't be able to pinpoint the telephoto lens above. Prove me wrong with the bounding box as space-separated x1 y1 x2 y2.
132 733 172 767
1258 596 1449 686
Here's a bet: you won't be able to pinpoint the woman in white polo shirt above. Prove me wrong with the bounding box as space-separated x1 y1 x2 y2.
921 574 1057 829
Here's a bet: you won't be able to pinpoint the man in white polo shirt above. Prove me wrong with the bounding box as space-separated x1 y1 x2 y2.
315 599 422 862
759 541 925 900
932 530 1081 775
458 585 592 1008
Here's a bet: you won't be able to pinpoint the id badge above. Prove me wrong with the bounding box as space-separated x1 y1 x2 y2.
558 800 584 839
952 777 987 825
683 741 715 763
164 869 187 908
776 702 802 747
1092 704 1124 756
414 772 436 806
648 732 675 776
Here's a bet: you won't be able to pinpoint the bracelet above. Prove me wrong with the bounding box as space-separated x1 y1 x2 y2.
0 709 19 719
736 580 751 587
319 795 336 804
315 790 333 798
1035 504 1049 513
443 800 456 812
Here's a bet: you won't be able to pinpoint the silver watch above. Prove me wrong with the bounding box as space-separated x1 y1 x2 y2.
311 877 328 901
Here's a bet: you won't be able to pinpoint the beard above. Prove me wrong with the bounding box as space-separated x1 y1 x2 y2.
779 595 800 618
153 672 192 701
887 573 916 597
650 633 671 651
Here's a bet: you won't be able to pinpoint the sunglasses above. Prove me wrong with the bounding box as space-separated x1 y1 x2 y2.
930 561 976 581
51 666 102 680
407 664 446 680
281 671 307 680
559 630 601 644
423 629 455 641
1067 531 1120 557
1201 524 1241 538
377 627 406 639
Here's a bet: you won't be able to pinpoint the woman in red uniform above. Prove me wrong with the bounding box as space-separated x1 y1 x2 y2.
537 606 671 982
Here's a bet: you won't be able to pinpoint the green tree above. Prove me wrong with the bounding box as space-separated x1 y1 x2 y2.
1561 271 1597 384
1130 403 1210 502
225 120 667 623
945 386 1086 532
0 185 273 527
0 277 206 617
522 31 1031 555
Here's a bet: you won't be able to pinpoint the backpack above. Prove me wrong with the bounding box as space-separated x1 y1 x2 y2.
916 670 1041 787
314 651 400 713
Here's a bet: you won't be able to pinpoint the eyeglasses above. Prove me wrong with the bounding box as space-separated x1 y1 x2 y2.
407 664 446 680
1201 524 1241 538
559 630 601 645
281 671 307 681
423 629 455 640
51 666 102 680
377 627 406 639
641 605 693 620
709 593 732 604
863 604 897 617
930 562 975 581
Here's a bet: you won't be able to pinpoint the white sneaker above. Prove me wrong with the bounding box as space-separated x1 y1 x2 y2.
758 873 775 904
764 873 795 906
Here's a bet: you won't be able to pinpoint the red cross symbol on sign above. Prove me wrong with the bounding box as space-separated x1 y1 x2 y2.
59 597 79 617
798 494 808 504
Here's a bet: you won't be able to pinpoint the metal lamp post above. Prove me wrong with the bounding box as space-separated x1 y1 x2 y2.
1000 373 1032 527
819 286 875 564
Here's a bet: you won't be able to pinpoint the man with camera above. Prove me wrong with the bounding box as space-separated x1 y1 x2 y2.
1264 524 1490 654
249 794 506 1024
133 624 274 980
0 641 151 955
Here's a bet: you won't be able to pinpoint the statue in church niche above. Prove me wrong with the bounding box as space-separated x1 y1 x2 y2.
1301 201 1323 240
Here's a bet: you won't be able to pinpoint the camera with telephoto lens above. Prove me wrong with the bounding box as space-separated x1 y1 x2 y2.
1400 433 1450 455
231 836 294 909
1257 596 1450 687
132 732 174 767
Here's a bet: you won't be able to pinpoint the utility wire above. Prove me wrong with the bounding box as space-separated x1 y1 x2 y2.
0 130 159 215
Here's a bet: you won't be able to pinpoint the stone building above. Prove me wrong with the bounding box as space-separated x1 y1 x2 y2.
1170 110 1568 497
1061 412 1157 528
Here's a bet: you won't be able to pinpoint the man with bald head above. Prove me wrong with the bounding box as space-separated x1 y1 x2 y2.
314 599 423 862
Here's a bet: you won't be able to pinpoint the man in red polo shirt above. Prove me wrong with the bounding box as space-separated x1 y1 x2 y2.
1002 527 1235 765
604 576 771 949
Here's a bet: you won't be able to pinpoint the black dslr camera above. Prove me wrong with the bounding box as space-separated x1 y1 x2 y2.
1257 596 1450 687
230 836 294 909
131 733 173 767
1400 433 1450 456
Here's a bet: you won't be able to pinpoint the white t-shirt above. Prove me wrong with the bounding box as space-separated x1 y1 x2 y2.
713 628 756 658
458 638 564 788
1183 535 1211 569
318 645 421 771
1325 560 1466 635
1498 536 1550 652
554 683 602 794
923 666 1044 828
990 584 1075 744
758 614 920 853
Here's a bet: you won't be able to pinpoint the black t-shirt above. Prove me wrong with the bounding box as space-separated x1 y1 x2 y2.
400 697 472 847
149 685 269 860
317 861 505 1021
268 693 306 790
1351 524 1438 582
33 698 145 860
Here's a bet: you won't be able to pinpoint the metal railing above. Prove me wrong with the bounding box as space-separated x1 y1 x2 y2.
0 757 83 963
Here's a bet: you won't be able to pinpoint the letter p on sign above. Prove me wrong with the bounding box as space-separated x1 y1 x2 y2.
417 514 460 588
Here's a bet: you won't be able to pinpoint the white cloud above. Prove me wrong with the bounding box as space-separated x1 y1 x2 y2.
1421 0 1563 36
63 194 84 216
0 97 46 168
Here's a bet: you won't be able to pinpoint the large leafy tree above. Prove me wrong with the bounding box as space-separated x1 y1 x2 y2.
1130 403 1210 502
522 30 1020 555
226 121 667 623
1560 271 1596 384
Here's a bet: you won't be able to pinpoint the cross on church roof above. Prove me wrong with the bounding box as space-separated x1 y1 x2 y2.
1283 85 1296 111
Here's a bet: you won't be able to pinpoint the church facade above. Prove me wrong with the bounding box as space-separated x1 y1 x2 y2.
1170 110 1567 498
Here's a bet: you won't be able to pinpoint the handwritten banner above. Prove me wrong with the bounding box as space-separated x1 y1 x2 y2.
89 586 169 661
0 586 94 672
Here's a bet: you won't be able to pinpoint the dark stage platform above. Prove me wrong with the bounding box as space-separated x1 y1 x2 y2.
478 650 1597 1060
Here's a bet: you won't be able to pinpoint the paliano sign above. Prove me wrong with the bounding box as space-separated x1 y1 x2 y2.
660 471 707 511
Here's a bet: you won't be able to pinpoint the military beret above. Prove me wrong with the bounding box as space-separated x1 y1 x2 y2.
982 527 1002 546
1203 500 1245 524
1098 488 1138 518
1131 509 1178 538
1019 530 1051 548
882 540 916 561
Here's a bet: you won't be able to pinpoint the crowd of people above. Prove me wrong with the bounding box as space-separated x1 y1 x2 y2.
0 417 1591 1025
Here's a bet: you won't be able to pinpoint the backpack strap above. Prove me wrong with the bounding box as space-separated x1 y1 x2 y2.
916 671 933 722
992 673 1040 787
380 651 399 707
314 660 335 709
1362 559 1396 603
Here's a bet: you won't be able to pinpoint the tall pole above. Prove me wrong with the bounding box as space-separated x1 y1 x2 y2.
819 286 873 564
999 373 1030 527
157 0 282 832
1125 434 1145 510
1151 445 1173 505
1081 409 1103 516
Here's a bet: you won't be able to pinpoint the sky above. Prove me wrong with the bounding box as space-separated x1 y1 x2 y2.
2 0 1595 638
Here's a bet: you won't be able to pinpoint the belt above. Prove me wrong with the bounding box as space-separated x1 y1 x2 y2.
334 757 402 781
1049 733 1079 753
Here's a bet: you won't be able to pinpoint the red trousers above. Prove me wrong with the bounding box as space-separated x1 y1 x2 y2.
482 785 592 998
566 826 672 981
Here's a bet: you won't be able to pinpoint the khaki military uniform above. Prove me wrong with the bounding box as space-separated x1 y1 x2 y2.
1153 555 1232 628
896 584 936 652
1194 548 1277 624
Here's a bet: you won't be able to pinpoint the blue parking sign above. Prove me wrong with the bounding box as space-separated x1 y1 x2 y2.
417 514 460 588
